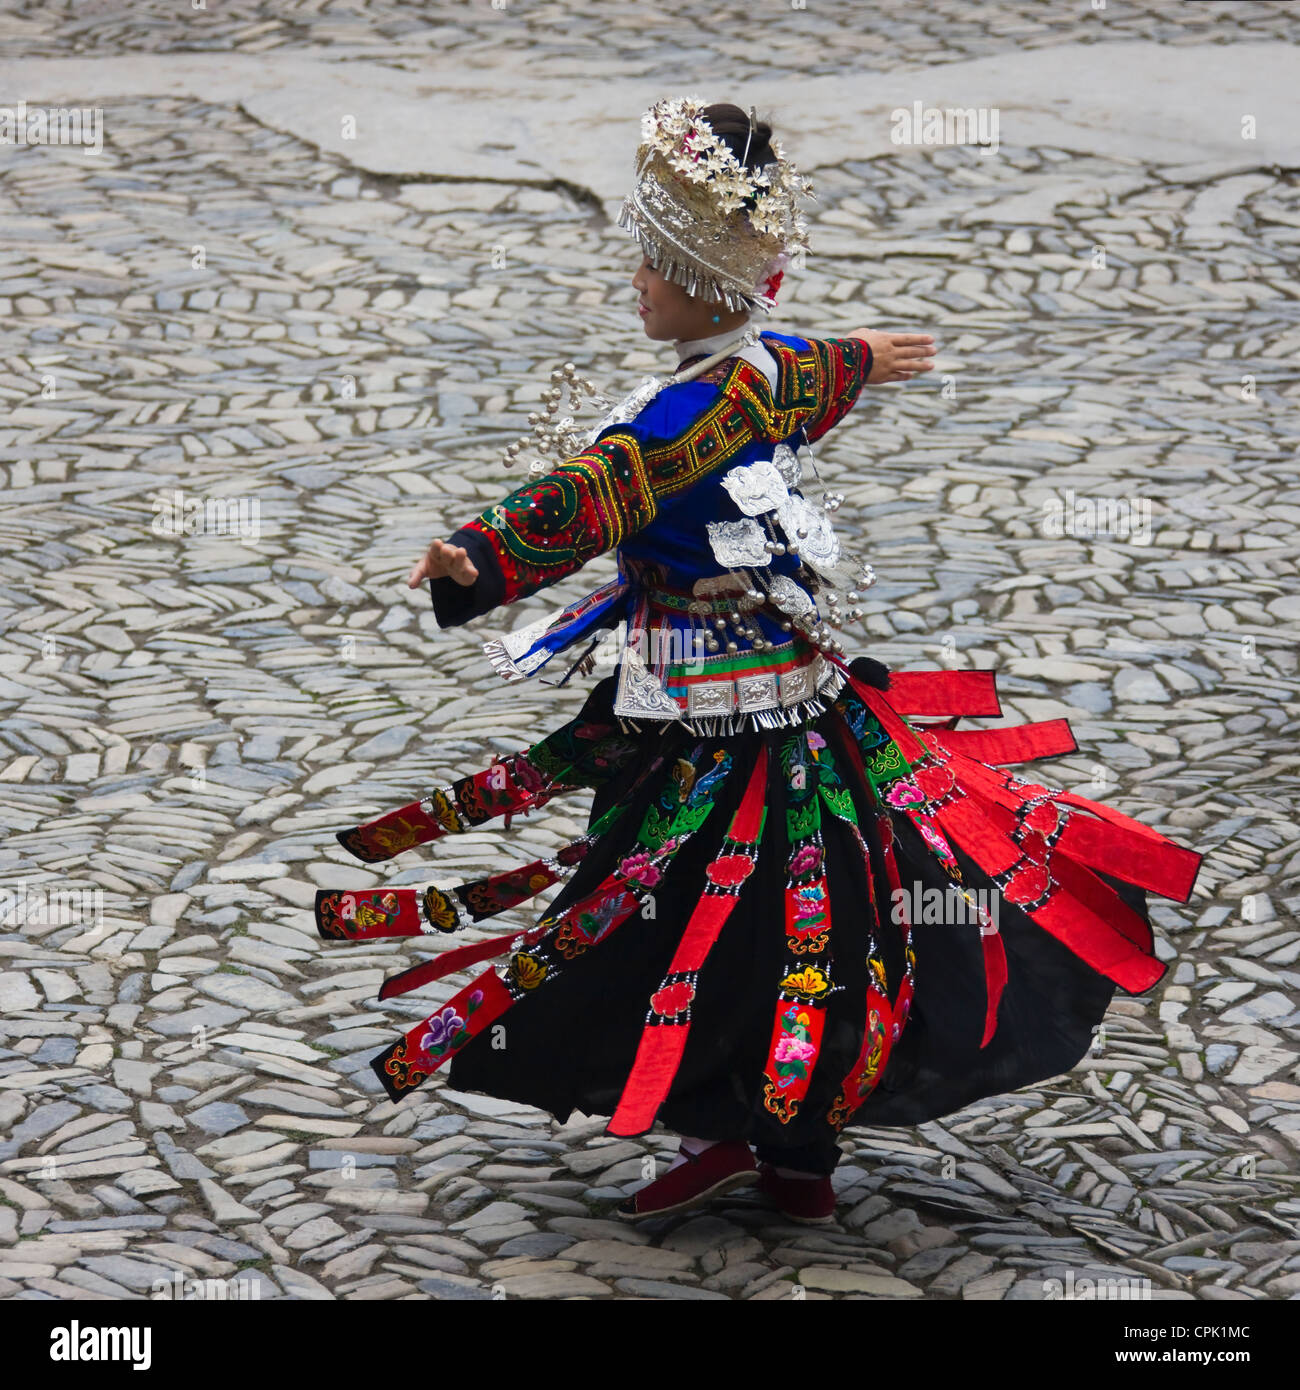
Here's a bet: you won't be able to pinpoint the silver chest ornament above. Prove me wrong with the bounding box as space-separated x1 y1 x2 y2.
702 440 875 657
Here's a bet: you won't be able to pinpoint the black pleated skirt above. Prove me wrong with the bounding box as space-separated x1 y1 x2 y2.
447 664 1132 1170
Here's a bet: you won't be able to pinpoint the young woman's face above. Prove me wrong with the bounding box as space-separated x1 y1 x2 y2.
632 256 745 342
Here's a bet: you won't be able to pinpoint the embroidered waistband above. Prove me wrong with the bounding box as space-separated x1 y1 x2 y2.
614 617 842 730
645 588 746 616
617 661 848 737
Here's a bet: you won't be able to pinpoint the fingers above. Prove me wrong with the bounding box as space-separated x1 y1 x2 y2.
443 543 477 584
408 540 478 589
408 539 447 589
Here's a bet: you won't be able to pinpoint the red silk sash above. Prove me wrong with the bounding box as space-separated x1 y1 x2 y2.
934 719 1077 765
885 669 1002 717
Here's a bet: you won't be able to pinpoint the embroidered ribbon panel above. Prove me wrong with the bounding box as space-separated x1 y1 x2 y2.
815 721 914 1131
607 747 770 1136
760 729 840 1124
335 717 639 863
370 746 734 1101
315 844 592 943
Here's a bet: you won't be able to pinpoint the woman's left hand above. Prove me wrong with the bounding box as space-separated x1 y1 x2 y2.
850 329 937 383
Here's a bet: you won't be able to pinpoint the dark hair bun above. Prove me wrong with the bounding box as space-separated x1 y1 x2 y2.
701 102 775 173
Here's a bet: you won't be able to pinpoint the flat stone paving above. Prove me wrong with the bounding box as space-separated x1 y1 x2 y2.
0 1 1297 1301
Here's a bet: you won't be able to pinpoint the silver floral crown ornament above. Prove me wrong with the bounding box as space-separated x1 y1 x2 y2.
618 95 815 314
499 97 811 474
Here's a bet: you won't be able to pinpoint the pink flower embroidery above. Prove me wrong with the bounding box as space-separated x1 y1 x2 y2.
511 759 545 794
920 822 954 859
619 851 661 887
886 781 925 810
788 844 823 877
775 1034 816 1064
793 885 825 919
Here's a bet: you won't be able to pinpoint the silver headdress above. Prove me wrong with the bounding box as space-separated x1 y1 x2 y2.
617 95 814 314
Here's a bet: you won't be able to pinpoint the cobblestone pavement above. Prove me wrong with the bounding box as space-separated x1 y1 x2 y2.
1 2 1298 1302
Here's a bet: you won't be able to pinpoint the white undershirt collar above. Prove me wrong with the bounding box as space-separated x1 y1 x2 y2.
674 320 756 363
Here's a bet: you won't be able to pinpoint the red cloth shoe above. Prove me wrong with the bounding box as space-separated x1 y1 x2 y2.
616 1141 758 1220
757 1162 836 1224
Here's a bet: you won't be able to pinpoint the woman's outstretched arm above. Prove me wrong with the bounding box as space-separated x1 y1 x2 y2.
408 378 754 628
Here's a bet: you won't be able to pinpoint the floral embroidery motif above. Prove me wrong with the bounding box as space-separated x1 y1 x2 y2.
650 979 696 1019
760 729 843 1120
778 965 831 1000
618 851 663 888
885 780 925 810
507 953 548 991
417 989 484 1064
773 1007 817 1075
827 1007 888 1130
814 722 911 1133
422 888 461 933
316 889 417 940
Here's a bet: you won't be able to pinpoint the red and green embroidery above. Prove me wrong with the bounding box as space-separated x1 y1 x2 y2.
315 888 415 940
818 730 914 1130
721 335 872 446
465 388 758 605
608 749 771 1136
370 745 735 1102
761 729 844 1123
335 715 640 864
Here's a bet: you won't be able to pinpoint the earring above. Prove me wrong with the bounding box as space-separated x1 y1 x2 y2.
711 314 720 324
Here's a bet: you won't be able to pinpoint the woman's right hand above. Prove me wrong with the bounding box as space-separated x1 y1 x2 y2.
408 538 479 589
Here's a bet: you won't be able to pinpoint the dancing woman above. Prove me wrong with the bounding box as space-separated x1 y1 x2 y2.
317 98 1201 1224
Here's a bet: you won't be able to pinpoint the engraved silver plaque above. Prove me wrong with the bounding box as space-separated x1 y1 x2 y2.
771 442 802 488
776 495 840 573
706 517 771 569
779 663 816 707
766 575 815 618
720 457 789 517
687 680 736 716
736 673 780 712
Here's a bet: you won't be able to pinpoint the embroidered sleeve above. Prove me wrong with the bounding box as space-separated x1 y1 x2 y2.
719 334 873 448
800 336 873 443
428 382 759 622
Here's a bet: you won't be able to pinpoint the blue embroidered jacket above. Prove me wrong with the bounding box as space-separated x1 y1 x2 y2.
429 331 873 731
